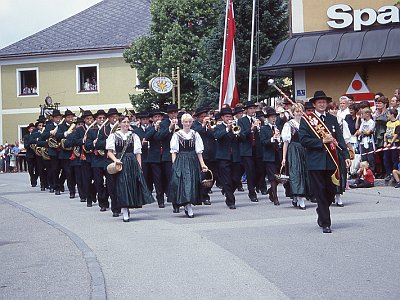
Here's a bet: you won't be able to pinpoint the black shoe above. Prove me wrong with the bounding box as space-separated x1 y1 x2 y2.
349 184 357 189
221 189 225 196
250 197 259 202
41 187 46 191
256 188 260 193
208 190 213 194
55 190 61 195
298 206 306 210
261 189 268 195
123 218 130 222
60 187 65 192
273 199 280 206
158 204 165 208
80 198 86 203
237 187 245 192
93 198 97 203
187 214 194 218
292 200 298 207
268 188 274 202
31 184 37 187
87 202 92 207
227 204 236 209
100 207 107 212
69 193 75 199
49 188 54 193
173 207 180 213
336 203 344 207
112 212 120 217
323 226 332 233
203 199 211 205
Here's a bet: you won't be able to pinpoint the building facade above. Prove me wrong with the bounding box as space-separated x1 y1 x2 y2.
0 0 150 144
260 0 400 103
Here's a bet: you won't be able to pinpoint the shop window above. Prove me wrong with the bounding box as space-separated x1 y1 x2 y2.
17 68 39 96
76 64 99 93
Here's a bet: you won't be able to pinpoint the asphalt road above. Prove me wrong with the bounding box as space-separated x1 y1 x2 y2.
0 172 399 300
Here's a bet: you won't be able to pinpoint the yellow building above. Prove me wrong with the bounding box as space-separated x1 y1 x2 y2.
260 0 400 103
0 0 150 144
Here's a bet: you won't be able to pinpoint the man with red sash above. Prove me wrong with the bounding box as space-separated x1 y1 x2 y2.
299 91 350 233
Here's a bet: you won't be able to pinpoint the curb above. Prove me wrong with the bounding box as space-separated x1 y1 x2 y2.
0 197 107 300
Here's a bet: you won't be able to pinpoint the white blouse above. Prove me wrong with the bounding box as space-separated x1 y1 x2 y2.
281 119 300 143
106 130 142 154
170 129 204 154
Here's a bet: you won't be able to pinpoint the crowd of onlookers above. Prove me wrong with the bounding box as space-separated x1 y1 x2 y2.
0 141 27 173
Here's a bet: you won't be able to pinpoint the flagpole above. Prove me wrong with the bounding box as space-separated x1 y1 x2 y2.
219 0 230 110
247 0 256 102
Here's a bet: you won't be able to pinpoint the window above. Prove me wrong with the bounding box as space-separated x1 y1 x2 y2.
16 67 39 96
76 64 99 93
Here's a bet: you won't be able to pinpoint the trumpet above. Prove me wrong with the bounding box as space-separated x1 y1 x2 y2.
229 120 241 135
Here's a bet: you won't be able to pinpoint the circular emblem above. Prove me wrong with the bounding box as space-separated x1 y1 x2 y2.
149 76 174 94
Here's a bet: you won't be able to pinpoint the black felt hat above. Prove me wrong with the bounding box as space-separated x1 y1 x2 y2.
255 111 265 118
27 123 35 129
194 107 209 116
106 108 120 117
309 90 332 103
136 111 150 118
52 109 62 117
233 107 244 115
244 101 257 109
94 109 107 118
265 107 279 117
81 110 94 118
63 109 75 118
304 101 314 110
219 107 234 116
166 104 178 113
149 109 164 117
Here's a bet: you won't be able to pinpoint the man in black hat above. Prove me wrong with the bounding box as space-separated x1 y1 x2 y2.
159 103 180 212
192 107 216 205
24 123 38 187
85 109 109 211
214 107 242 209
237 101 262 202
39 109 63 193
254 111 268 194
299 90 350 233
145 109 166 208
260 108 282 206
134 111 152 191
32 118 48 191
71 110 96 206
304 101 315 114
54 109 76 196
97 108 121 216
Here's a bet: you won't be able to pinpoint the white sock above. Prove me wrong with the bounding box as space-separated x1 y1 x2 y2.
292 197 298 204
186 204 193 216
335 194 343 205
122 208 129 220
298 197 305 208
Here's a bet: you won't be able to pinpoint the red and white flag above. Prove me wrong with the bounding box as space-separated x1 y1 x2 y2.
219 0 239 109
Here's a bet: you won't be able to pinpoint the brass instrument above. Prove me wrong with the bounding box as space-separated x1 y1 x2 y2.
47 118 64 149
95 119 109 156
231 120 241 136
41 147 51 160
60 123 76 150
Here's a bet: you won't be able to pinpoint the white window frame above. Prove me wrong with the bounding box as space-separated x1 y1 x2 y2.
76 63 100 94
16 67 39 97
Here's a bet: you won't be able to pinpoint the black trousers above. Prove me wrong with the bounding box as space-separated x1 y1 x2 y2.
45 158 57 190
93 167 109 208
255 157 266 192
141 162 153 192
218 160 241 206
59 159 74 193
26 157 38 186
81 161 96 204
241 156 257 199
106 172 120 213
161 161 172 196
309 170 336 228
148 163 164 206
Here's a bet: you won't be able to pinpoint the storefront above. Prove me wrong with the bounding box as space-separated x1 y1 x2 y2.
260 0 400 103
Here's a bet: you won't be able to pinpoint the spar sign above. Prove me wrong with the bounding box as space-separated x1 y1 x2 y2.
345 72 375 105
327 4 400 31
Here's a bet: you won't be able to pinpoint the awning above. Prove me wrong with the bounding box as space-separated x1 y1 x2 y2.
259 26 400 76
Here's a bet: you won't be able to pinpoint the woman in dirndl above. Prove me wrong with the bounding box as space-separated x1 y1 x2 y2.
168 113 208 218
281 104 310 210
106 115 154 222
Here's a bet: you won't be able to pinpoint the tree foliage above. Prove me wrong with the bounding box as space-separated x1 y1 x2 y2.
124 0 288 111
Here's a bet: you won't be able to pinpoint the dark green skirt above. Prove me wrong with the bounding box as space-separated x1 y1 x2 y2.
336 150 347 194
168 151 202 206
115 153 155 208
286 142 310 197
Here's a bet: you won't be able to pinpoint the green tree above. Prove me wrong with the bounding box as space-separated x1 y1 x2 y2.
198 0 289 107
123 0 220 111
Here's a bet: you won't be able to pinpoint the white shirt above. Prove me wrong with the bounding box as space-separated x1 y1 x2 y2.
281 119 300 143
170 129 204 154
358 119 375 148
337 107 350 119
106 130 141 154
337 116 352 144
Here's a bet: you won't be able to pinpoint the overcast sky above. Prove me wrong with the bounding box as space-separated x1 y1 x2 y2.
0 0 102 49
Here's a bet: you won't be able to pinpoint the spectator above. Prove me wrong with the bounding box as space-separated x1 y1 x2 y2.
0 145 5 173
355 108 375 172
4 143 11 172
383 108 400 181
11 144 19 172
392 161 400 188
349 161 375 188
338 95 350 119
18 139 27 172
374 96 389 178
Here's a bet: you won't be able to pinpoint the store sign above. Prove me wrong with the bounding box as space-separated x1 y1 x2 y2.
149 76 174 94
327 4 400 31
